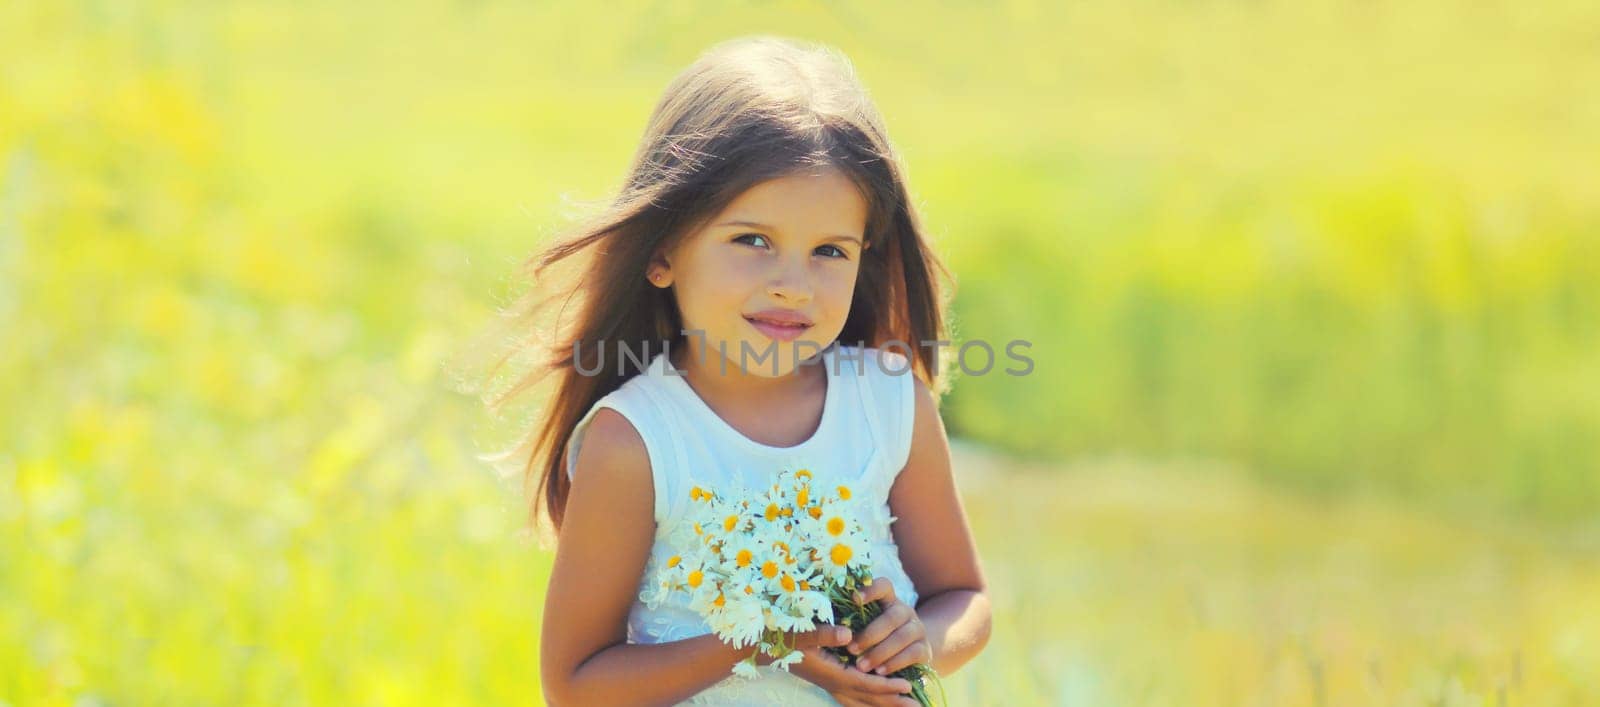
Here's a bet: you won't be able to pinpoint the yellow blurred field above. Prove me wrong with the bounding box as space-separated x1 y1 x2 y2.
4 0 1598 704
951 444 1600 704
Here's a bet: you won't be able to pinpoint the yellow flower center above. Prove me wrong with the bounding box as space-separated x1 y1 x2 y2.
797 487 809 506
667 556 681 568
781 574 796 592
827 517 846 536
762 561 778 578
837 485 851 500
744 585 754 595
830 544 852 566
724 515 739 532
691 486 703 501
737 549 753 567
765 503 779 522
714 593 725 607
688 570 703 588
800 580 810 591
808 505 823 519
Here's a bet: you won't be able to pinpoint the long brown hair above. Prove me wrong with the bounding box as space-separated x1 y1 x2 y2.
477 36 953 538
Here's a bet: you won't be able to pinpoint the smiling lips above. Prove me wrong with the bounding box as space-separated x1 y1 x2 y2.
744 309 813 342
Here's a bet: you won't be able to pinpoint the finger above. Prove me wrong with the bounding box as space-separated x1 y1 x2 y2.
841 669 915 695
797 623 853 650
813 651 914 695
853 575 897 605
846 600 913 657
816 652 910 692
797 646 848 676
848 687 919 707
839 695 899 707
871 640 933 677
857 621 921 673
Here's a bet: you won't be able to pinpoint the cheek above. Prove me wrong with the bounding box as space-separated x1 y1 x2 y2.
704 257 768 305
678 253 760 315
817 264 860 312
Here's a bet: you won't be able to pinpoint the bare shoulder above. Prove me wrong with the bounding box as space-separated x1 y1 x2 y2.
899 374 950 485
571 407 652 493
562 405 656 555
910 374 940 429
541 406 657 695
888 374 987 597
896 373 947 463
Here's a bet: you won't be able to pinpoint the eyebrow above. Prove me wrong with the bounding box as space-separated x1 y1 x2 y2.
715 220 864 246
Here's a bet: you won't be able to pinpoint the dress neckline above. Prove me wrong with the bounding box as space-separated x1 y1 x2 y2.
654 343 845 457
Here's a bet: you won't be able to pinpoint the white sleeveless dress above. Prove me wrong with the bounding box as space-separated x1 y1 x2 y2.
565 343 922 706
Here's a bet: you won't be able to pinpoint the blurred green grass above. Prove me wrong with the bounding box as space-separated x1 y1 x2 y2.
4 0 1598 703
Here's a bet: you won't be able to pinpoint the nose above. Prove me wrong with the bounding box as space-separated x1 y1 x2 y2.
767 254 813 303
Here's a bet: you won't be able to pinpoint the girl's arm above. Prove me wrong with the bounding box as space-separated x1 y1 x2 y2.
540 408 757 706
885 377 993 676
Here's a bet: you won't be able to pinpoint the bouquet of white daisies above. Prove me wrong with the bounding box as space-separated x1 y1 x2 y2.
640 466 945 706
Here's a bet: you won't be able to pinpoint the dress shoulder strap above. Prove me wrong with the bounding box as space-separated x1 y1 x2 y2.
847 346 919 488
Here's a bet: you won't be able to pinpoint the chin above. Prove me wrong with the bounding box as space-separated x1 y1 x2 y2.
731 338 824 377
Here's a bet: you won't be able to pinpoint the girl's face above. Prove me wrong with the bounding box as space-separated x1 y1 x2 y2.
648 166 868 378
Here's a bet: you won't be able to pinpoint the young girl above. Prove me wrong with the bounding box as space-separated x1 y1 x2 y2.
512 36 991 705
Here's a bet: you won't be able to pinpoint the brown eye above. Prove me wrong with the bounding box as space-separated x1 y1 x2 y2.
733 233 770 248
816 245 848 259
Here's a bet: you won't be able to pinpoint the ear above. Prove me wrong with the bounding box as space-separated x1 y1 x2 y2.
646 252 674 288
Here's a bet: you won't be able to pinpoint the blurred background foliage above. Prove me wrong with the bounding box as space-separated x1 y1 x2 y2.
3 0 1598 704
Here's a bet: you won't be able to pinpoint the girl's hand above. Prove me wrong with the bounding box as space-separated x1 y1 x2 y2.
784 625 918 706
845 576 933 678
